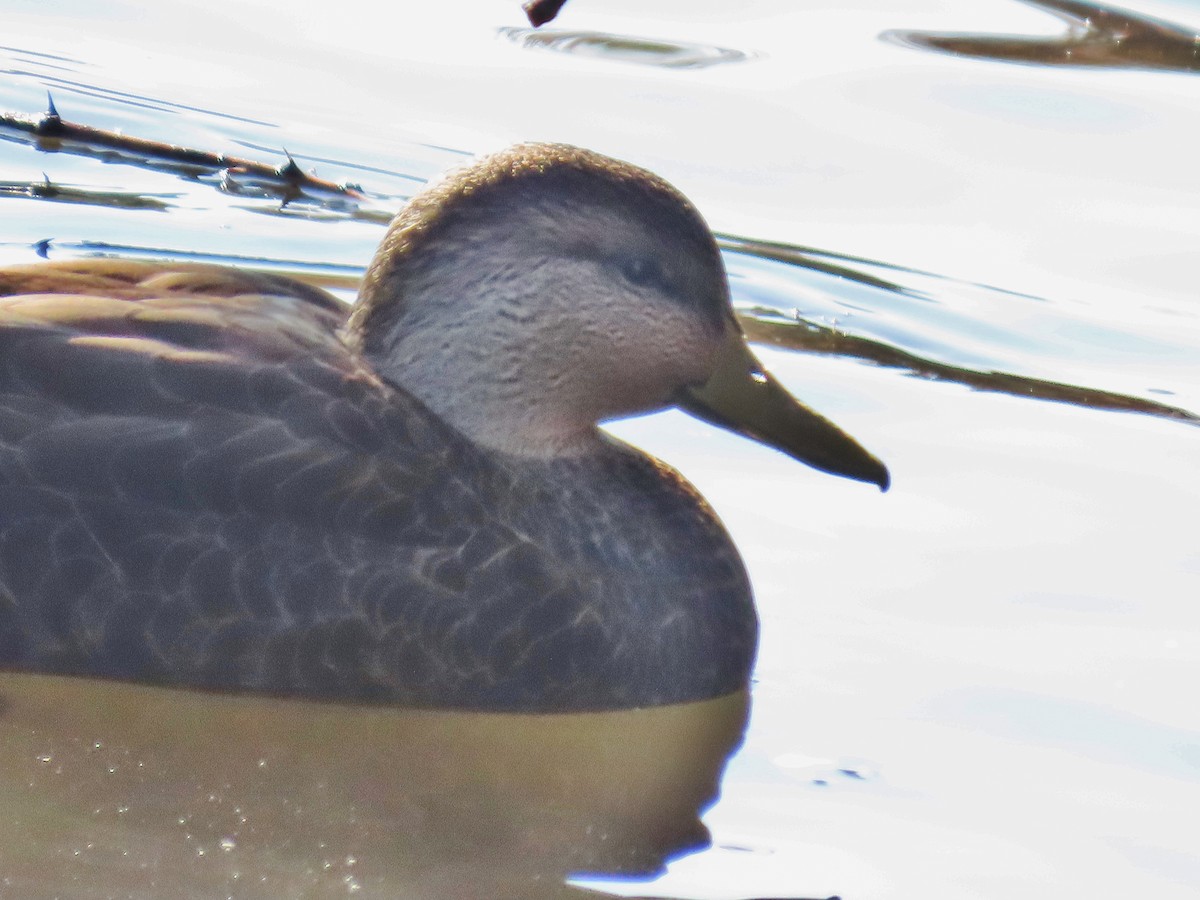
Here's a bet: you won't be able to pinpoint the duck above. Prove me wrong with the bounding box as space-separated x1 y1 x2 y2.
0 142 887 713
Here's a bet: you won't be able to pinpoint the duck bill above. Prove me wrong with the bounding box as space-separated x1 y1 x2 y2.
676 324 890 491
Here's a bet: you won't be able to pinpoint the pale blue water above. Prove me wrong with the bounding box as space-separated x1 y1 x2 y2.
1 1 1198 898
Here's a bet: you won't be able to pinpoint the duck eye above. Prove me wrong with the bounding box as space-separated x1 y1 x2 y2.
617 254 665 290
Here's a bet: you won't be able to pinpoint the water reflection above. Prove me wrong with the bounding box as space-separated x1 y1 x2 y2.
498 28 756 69
719 238 1200 426
740 312 1198 425
0 174 177 212
884 0 1200 74
0 674 748 897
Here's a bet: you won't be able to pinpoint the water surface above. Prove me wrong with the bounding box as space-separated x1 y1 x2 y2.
1 1 1197 898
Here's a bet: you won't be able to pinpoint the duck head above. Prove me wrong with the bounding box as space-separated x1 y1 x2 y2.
347 143 888 489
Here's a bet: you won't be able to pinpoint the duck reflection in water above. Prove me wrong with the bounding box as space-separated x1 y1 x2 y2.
0 144 885 897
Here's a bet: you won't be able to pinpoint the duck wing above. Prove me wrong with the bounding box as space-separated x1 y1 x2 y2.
0 261 563 707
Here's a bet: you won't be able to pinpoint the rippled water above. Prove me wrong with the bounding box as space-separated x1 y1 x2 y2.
2 0 1197 898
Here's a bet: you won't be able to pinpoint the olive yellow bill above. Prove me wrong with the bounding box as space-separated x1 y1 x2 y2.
677 322 890 491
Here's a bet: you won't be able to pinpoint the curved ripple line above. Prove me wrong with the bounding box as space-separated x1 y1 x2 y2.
498 27 758 69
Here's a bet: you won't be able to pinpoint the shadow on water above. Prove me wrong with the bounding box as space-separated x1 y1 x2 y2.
0 674 751 898
883 0 1200 74
2 96 1194 430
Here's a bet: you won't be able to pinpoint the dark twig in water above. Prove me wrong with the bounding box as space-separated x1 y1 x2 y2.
0 94 365 209
524 0 569 27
